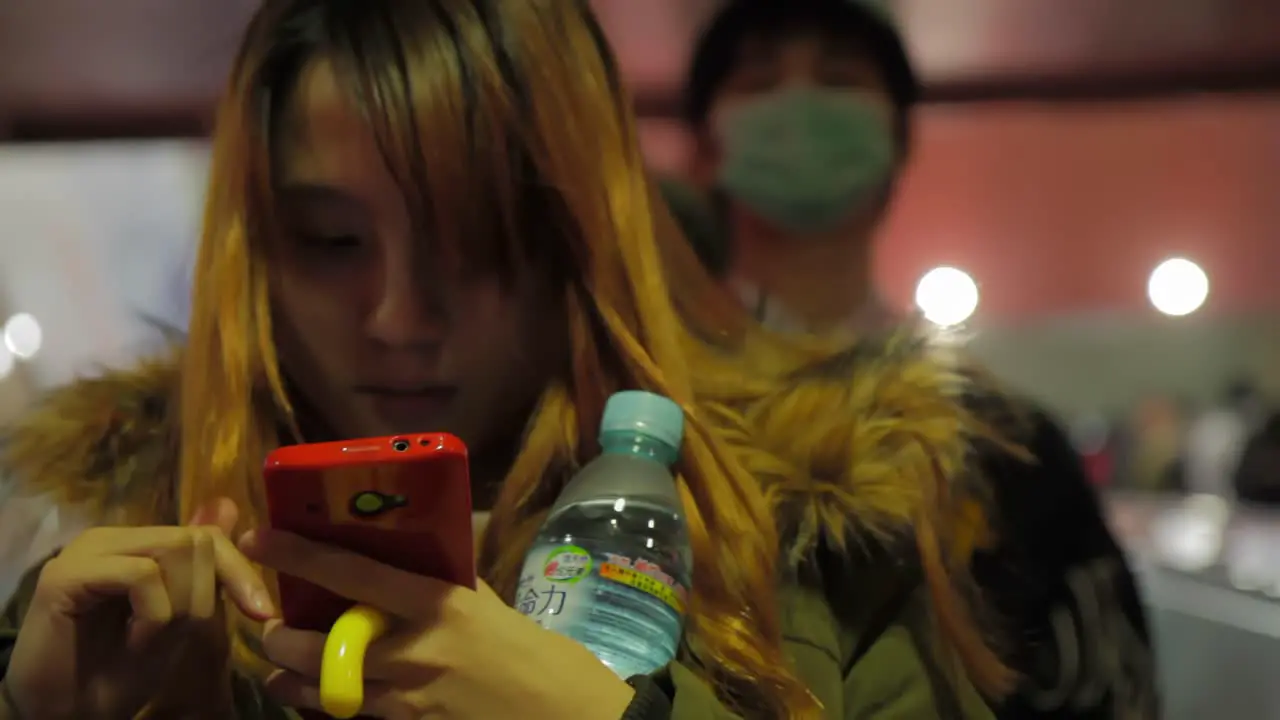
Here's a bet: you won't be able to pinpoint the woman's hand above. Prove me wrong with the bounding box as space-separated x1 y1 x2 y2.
3 499 274 719
239 529 638 720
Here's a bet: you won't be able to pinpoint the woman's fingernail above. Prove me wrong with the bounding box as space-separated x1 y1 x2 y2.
240 529 265 551
253 590 275 615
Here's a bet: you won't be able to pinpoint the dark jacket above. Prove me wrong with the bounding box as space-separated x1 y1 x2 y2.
968 395 1158 719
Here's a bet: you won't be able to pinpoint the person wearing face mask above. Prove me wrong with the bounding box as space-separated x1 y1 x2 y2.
662 1 1160 718
680 0 910 334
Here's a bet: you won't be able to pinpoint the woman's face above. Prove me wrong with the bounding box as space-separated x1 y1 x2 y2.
268 60 564 451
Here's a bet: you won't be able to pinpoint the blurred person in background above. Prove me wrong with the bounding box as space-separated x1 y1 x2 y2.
0 0 1012 718
665 0 1157 717
1069 412 1117 488
1185 377 1264 498
1233 407 1280 505
1117 395 1187 493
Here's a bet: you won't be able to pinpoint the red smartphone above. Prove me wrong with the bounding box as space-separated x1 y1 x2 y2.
262 433 475 634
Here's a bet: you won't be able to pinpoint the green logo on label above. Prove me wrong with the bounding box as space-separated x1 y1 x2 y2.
542 545 592 584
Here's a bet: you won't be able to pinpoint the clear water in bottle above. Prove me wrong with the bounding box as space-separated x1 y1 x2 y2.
515 391 691 679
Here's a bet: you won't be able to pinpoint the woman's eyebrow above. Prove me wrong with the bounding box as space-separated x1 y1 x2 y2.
275 181 362 207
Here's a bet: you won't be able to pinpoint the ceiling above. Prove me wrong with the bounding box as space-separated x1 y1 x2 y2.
2 0 1279 137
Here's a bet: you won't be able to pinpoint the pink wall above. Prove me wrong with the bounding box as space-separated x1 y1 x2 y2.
639 94 1280 323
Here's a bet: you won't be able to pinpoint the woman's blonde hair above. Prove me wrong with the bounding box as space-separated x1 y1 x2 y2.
175 0 1011 716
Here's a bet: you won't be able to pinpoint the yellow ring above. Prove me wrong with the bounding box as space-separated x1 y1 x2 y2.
319 604 390 719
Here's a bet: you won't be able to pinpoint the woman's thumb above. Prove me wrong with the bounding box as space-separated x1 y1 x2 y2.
187 496 240 536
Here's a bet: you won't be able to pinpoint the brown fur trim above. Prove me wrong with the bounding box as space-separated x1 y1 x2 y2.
2 355 182 525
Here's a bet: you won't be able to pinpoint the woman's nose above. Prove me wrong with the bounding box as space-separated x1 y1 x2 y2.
367 270 444 348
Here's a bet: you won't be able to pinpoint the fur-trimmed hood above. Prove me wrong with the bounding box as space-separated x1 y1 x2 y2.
2 343 993 562
3 356 183 525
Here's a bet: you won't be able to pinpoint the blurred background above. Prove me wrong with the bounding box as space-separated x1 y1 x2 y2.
0 1 1278 716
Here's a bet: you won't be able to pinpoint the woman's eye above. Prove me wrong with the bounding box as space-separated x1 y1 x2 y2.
297 232 363 251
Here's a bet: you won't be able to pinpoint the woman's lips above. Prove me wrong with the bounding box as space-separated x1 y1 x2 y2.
355 386 457 422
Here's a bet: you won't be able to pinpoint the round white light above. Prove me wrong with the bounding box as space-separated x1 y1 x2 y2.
1147 257 1208 317
915 266 979 327
0 343 12 380
3 313 42 359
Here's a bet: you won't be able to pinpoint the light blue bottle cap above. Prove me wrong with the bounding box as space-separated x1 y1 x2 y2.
600 390 684 451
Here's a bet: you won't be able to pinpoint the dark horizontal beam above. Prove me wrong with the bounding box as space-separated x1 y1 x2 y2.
4 61 1280 141
636 60 1280 117
924 59 1280 104
2 109 213 142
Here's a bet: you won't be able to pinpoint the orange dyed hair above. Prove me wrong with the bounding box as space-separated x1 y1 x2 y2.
176 0 1009 716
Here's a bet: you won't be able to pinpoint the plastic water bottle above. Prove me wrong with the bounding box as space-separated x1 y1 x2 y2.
515 390 692 679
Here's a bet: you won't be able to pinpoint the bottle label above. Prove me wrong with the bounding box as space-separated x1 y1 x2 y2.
540 544 594 584
515 543 687 629
598 560 684 613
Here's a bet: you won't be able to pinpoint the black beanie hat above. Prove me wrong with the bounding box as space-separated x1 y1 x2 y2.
683 0 919 153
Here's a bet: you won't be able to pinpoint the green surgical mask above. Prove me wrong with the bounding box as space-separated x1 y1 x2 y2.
715 86 896 234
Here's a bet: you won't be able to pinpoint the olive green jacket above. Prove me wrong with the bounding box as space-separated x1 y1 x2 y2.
1 556 990 718
0 357 995 718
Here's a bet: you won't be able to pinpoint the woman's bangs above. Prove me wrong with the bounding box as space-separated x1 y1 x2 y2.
332 3 537 280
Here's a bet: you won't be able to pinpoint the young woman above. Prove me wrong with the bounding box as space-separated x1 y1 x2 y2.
0 1 1010 717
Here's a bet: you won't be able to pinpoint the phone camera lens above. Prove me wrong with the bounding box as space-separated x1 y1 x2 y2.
392 439 410 452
